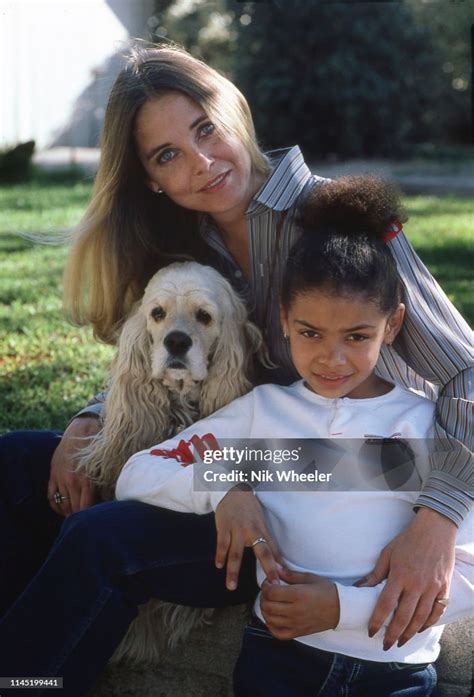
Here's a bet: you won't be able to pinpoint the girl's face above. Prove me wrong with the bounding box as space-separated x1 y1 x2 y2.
281 289 404 399
135 93 260 223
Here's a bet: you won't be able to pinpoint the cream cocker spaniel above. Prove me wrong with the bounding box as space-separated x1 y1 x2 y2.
79 261 263 663
80 261 262 498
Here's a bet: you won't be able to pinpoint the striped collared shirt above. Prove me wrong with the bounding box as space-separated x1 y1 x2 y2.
199 145 473 525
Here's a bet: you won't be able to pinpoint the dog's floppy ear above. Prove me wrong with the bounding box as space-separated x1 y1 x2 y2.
113 308 151 380
81 306 172 496
199 277 262 416
107 306 170 425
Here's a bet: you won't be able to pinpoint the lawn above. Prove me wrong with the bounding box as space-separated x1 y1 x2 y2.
0 179 114 433
0 180 472 433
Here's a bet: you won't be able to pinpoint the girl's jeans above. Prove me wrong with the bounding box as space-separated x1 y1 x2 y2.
233 616 437 697
0 431 257 696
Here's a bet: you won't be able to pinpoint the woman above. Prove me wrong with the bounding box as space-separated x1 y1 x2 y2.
0 44 471 695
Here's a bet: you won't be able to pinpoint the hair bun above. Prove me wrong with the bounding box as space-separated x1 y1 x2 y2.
300 175 407 240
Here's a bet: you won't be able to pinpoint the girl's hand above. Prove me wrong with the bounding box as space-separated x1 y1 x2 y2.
355 508 457 650
260 567 340 640
214 488 282 591
47 416 100 517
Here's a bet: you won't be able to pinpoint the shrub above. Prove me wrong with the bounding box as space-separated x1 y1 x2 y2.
0 141 35 183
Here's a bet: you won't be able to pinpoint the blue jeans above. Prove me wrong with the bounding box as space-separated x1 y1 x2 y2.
0 431 257 696
233 616 437 697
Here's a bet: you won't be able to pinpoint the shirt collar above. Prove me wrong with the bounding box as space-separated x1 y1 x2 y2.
249 145 312 213
199 145 312 241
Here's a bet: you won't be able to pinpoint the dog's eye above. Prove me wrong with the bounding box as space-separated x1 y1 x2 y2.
151 306 166 321
196 309 212 325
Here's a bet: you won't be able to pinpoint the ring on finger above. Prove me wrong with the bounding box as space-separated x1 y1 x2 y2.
251 537 267 547
53 491 70 505
434 597 449 608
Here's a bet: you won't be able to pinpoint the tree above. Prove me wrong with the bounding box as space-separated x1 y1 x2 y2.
230 0 468 157
407 0 473 144
148 0 472 158
150 0 238 75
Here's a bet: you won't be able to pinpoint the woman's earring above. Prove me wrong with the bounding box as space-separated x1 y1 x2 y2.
283 333 289 341
156 189 164 195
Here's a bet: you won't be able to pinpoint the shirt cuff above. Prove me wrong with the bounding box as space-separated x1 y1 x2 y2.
73 402 104 420
335 582 386 632
209 484 255 513
209 490 229 512
416 470 473 527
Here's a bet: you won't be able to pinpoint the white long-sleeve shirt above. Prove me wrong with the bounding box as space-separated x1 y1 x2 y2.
116 381 473 663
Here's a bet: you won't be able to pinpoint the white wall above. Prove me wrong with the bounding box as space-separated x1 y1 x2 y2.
0 0 154 149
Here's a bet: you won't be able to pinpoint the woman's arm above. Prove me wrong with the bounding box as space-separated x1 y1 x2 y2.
260 533 473 643
72 391 106 420
387 230 473 523
47 415 100 516
359 507 458 648
47 387 109 516
338 560 473 639
363 230 473 642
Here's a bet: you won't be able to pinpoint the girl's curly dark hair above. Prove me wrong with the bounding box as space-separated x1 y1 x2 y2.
281 175 407 315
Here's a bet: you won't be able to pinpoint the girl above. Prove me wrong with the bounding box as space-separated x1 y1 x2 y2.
0 45 471 693
115 176 473 697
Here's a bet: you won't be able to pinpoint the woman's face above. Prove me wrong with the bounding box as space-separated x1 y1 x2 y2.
134 93 259 222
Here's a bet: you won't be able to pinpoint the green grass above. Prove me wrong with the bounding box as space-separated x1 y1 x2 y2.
0 180 114 432
0 181 472 432
0 178 93 233
402 196 473 322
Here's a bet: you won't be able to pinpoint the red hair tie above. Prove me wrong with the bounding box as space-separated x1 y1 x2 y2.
384 220 403 242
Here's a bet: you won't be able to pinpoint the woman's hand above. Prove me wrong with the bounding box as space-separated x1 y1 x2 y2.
356 508 457 650
260 567 340 640
47 416 100 517
214 487 281 591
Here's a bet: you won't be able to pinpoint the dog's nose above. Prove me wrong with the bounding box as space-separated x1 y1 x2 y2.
164 331 192 356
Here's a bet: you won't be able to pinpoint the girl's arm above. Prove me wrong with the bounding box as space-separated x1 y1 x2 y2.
115 392 255 513
116 390 281 586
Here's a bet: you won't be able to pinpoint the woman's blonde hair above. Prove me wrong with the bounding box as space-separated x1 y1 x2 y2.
64 43 270 343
